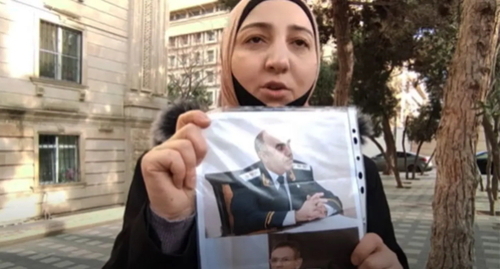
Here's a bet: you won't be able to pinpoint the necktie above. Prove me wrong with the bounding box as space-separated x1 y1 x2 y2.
277 176 285 189
277 175 292 210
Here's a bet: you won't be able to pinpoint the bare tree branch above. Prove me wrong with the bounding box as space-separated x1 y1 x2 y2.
167 44 214 107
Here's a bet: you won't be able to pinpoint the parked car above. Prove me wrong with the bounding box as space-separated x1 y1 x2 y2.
371 151 434 172
476 151 494 175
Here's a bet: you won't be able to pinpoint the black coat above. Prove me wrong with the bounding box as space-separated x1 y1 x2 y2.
102 101 409 269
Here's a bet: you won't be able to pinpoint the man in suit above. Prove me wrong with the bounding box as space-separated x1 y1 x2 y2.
269 241 303 269
228 130 343 235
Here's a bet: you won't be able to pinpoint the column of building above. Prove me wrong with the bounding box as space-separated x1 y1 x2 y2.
123 0 170 196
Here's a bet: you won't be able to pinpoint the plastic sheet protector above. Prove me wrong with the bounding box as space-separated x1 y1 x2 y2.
195 107 367 269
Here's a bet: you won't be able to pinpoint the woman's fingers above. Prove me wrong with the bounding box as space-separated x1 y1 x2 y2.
169 139 197 189
150 134 203 190
176 110 211 131
139 111 212 221
164 149 186 189
145 111 210 190
143 146 185 189
176 124 208 165
154 139 196 189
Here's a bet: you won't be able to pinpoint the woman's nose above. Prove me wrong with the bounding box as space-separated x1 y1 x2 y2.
264 44 290 74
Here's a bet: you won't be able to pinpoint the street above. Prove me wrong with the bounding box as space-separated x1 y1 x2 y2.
0 172 499 269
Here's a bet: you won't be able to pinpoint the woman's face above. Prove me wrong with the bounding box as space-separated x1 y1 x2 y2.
231 0 318 107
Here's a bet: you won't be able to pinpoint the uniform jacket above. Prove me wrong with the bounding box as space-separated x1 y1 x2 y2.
102 100 410 269
206 159 343 235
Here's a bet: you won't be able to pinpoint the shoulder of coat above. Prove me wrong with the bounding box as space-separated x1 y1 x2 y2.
292 162 311 171
239 168 261 181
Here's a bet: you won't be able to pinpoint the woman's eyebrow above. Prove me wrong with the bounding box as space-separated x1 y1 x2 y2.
289 24 313 38
240 22 272 32
240 22 313 38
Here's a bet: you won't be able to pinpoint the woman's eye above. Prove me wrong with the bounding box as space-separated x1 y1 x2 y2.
247 37 263 43
294 39 309 47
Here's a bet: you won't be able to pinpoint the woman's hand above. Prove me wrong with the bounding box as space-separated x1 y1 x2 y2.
351 233 403 269
141 110 211 221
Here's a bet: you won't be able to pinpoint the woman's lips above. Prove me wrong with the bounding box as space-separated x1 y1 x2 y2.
260 87 289 99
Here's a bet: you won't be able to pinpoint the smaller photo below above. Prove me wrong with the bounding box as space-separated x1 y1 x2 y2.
267 228 359 269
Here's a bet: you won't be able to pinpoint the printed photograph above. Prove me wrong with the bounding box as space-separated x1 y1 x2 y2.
267 229 359 269
197 110 363 239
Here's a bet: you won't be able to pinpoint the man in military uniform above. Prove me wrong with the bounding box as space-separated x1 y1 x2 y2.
227 130 343 235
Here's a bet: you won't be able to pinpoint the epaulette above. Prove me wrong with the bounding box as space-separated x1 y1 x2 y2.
239 168 261 181
292 163 311 171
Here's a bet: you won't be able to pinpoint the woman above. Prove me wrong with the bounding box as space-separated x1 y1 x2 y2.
103 0 409 268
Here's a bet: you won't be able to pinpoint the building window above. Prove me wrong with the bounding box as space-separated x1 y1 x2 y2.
207 50 215 63
194 52 201 64
39 20 82 84
39 135 80 185
181 35 189 46
206 31 215 42
215 4 225 12
169 37 176 47
206 70 214 83
191 9 201 16
194 33 202 44
180 54 188 65
208 90 217 104
171 13 187 21
181 73 189 86
168 55 176 67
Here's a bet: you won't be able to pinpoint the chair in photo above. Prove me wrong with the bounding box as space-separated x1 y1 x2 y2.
205 172 237 237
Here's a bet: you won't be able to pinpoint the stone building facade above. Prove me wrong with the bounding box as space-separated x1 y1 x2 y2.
167 0 228 107
0 0 169 225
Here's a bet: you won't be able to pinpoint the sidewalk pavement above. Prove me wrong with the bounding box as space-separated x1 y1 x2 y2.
0 172 498 269
382 172 500 269
0 206 124 248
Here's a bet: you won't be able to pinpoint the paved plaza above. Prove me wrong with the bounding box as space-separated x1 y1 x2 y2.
383 173 500 269
0 172 498 269
0 222 121 269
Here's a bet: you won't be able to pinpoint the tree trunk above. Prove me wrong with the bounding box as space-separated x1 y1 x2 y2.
370 136 386 158
493 137 499 201
484 132 495 215
479 166 485 192
487 170 496 215
484 117 493 186
482 114 499 214
487 139 496 215
382 161 392 175
332 0 354 106
422 148 436 175
369 136 390 173
403 116 409 179
412 141 424 179
477 128 491 192
382 116 403 188
426 0 499 268
486 138 492 191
